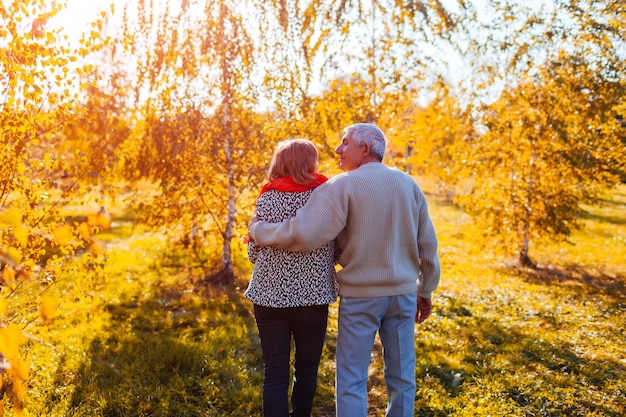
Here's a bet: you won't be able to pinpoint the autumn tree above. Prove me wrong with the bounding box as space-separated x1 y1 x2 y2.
390 81 476 197
0 0 110 411
116 0 275 284
252 0 467 155
461 61 624 266
58 30 134 200
327 0 471 181
295 73 415 169
447 0 626 266
300 74 381 165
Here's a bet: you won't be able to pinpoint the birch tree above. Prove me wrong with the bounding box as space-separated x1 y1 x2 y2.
456 0 625 265
116 0 273 284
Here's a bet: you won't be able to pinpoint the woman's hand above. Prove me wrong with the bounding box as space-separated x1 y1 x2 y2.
246 214 259 243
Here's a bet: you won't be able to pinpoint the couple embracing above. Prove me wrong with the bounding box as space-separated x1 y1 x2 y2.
245 123 441 417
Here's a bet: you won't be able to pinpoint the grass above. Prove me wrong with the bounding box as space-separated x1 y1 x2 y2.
6 185 626 416
417 185 626 416
21 229 263 417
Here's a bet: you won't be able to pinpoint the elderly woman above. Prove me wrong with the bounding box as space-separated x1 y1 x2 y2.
245 138 337 417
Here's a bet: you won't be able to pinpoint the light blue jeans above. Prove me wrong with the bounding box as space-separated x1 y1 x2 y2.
335 293 417 417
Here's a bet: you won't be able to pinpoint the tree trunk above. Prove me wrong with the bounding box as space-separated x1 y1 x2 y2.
216 3 236 287
212 265 234 286
518 230 536 268
219 137 236 285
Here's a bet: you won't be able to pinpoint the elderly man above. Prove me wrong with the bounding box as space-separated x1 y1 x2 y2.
248 123 440 417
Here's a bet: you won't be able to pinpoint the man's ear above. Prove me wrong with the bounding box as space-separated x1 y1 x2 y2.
362 143 371 157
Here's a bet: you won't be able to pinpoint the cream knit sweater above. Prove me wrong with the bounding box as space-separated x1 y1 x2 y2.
249 162 440 299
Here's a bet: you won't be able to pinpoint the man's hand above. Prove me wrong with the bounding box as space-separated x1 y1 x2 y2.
246 214 259 243
415 296 433 324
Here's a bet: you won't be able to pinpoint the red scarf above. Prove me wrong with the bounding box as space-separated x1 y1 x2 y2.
259 173 328 196
243 173 328 245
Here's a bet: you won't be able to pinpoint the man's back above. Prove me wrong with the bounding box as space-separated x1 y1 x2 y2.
327 162 435 297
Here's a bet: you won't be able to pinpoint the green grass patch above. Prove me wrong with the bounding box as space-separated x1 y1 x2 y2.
6 186 626 416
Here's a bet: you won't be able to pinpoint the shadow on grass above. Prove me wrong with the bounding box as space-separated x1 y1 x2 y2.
66 280 264 417
581 211 626 225
508 264 626 303
580 191 626 225
597 194 626 209
411 290 626 416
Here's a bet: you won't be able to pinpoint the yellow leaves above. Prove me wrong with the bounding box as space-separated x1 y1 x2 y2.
52 224 73 246
81 211 111 255
77 222 91 241
90 240 107 255
13 226 29 247
6 247 22 265
0 209 22 228
2 266 16 285
50 210 110 255
47 92 58 105
0 325 30 406
87 211 112 230
9 358 29 382
1 208 28 247
0 325 22 359
39 294 57 322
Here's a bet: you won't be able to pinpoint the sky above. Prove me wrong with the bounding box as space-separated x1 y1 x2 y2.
44 0 470 110
50 0 119 39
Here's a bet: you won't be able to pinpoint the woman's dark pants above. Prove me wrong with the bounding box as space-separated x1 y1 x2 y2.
254 303 329 417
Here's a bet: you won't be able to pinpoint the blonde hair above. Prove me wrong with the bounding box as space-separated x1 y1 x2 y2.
268 139 318 184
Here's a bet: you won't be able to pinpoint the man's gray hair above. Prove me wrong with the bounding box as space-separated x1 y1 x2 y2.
345 123 387 161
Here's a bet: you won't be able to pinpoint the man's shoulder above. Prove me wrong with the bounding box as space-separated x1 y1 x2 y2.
366 163 418 183
326 163 414 182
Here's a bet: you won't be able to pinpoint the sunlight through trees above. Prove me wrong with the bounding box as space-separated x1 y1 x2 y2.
0 0 625 412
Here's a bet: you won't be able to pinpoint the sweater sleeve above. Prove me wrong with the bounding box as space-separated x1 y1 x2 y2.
249 185 346 252
416 200 441 299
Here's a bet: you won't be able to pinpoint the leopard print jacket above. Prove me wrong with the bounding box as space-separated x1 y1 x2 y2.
245 188 338 308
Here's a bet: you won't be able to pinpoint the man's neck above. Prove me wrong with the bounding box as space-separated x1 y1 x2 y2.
354 158 380 170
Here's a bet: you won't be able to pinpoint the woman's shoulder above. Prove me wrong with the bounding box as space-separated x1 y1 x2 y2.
255 189 314 221
256 188 314 204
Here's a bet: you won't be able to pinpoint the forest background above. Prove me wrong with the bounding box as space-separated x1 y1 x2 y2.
1 0 625 415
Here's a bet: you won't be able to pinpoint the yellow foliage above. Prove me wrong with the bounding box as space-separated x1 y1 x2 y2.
12 226 29 247
90 240 107 255
52 224 73 246
39 295 57 322
11 378 27 402
8 359 29 382
0 0 113 411
0 325 22 358
0 210 22 228
6 247 22 265
2 266 16 285
77 222 92 241
19 259 35 281
87 212 112 230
